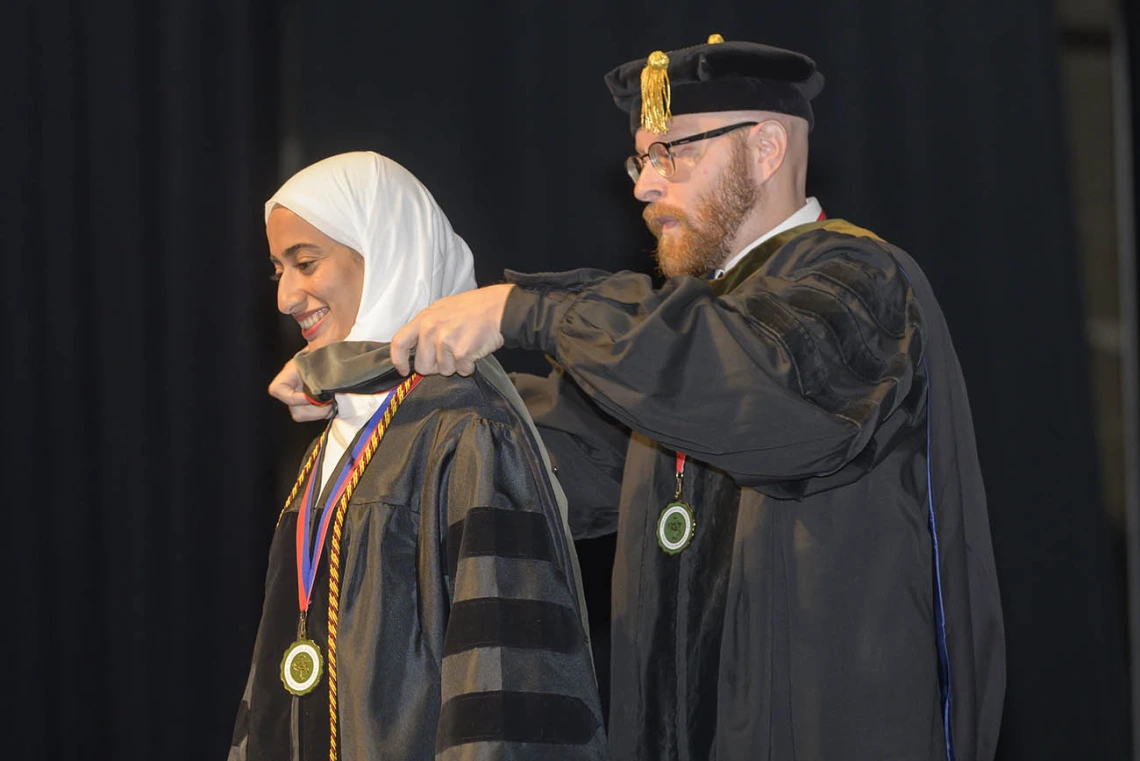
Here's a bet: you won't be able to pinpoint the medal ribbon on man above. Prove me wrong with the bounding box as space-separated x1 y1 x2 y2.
658 452 696 554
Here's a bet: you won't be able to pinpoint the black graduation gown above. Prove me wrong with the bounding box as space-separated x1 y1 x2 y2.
229 358 608 761
504 220 1005 761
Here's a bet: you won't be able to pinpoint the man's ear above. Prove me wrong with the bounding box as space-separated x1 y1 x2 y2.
751 120 788 182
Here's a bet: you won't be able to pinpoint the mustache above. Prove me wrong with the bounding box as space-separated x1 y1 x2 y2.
642 203 691 236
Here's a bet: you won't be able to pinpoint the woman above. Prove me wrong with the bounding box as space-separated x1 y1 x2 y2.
229 152 606 760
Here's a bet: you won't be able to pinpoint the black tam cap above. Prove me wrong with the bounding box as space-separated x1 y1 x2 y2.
604 34 825 134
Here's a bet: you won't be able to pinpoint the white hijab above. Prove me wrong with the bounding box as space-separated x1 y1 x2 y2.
266 150 477 342
266 151 477 485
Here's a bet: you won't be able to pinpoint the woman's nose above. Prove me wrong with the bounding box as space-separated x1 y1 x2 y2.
277 269 305 315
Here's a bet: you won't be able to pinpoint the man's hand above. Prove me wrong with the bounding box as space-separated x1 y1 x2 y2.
391 284 514 377
268 357 334 422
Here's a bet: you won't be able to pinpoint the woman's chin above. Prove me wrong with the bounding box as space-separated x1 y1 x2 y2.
305 336 331 352
304 330 351 353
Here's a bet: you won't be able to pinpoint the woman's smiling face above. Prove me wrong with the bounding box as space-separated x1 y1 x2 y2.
267 206 365 351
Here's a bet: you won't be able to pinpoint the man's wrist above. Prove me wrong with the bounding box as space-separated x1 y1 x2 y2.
501 284 574 355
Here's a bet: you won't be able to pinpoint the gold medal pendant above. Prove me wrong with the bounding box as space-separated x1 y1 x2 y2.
280 639 324 696
657 500 695 554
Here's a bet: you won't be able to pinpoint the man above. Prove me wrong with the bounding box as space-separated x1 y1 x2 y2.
274 37 1005 761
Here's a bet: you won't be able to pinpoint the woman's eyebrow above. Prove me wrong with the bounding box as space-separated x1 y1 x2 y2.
281 242 322 260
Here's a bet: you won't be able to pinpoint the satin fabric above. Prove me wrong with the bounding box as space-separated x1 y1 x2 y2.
230 358 607 760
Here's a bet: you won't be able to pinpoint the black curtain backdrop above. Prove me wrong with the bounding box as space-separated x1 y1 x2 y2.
6 0 1132 759
7 0 282 758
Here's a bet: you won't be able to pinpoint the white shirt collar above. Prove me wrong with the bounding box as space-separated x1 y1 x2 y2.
713 197 823 279
333 390 389 425
319 389 393 490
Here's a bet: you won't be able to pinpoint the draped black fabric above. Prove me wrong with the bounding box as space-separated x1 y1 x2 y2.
7 1 283 758
7 1 1132 760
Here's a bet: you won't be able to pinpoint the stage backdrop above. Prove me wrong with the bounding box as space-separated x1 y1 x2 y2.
6 0 1131 758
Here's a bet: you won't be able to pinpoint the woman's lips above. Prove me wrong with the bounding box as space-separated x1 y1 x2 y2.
297 307 329 340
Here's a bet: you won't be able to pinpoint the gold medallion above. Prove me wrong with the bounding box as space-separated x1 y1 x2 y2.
280 638 323 696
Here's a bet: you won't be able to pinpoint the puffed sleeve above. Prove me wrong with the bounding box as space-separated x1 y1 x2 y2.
500 236 925 490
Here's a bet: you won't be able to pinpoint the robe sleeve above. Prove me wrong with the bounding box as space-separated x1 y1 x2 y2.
510 363 627 539
433 416 607 760
500 238 924 487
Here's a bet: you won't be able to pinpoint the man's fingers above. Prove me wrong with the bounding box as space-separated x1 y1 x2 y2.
412 330 438 376
390 319 420 376
454 357 476 377
393 285 512 378
436 346 457 377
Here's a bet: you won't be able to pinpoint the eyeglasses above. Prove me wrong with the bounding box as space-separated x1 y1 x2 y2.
624 121 758 183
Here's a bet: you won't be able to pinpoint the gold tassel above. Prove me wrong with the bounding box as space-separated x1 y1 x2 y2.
640 50 671 134
707 33 724 44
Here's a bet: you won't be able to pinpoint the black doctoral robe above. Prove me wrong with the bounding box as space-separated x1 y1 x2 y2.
504 220 1005 761
229 357 608 761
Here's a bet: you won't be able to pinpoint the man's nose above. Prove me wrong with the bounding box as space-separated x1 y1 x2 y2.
633 164 666 203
